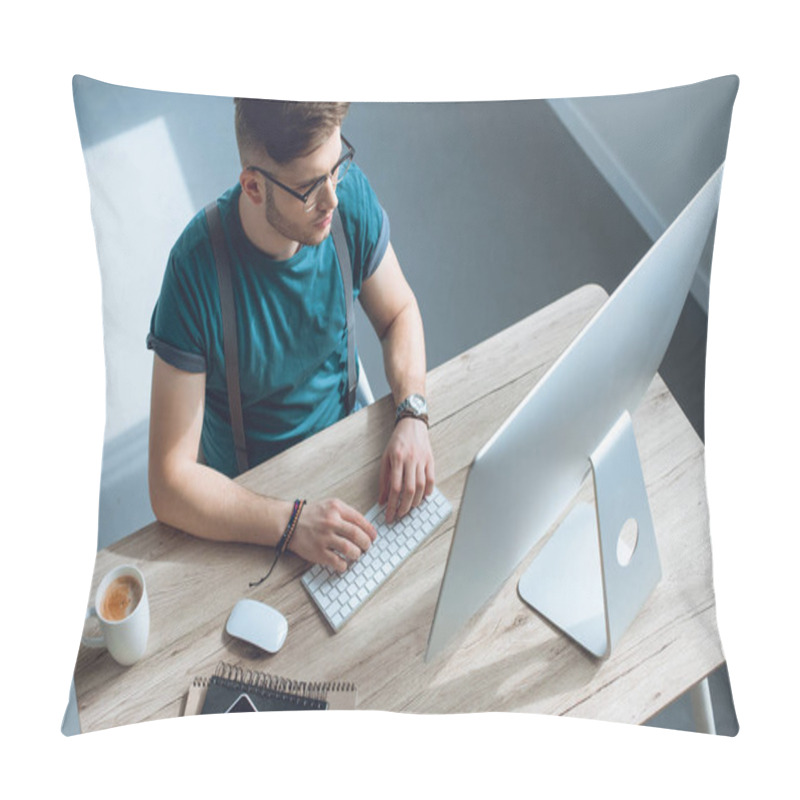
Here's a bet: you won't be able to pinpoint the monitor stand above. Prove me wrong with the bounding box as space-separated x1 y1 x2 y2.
518 411 661 658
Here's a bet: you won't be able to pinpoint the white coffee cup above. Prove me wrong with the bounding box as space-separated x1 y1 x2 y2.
82 564 150 666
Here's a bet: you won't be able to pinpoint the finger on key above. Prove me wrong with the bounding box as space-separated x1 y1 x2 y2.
325 548 349 574
337 519 373 553
385 468 404 524
425 461 436 497
411 462 426 509
330 535 362 565
378 454 390 507
340 504 378 542
397 468 416 519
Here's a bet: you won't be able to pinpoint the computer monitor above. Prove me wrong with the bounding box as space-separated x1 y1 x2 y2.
425 166 724 662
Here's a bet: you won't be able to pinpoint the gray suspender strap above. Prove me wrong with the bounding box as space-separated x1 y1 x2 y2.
204 202 357 475
205 201 249 475
330 209 357 414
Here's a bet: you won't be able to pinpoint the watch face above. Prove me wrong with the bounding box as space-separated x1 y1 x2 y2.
397 394 427 420
409 394 426 413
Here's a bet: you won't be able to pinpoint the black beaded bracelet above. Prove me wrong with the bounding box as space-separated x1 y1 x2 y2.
249 499 305 588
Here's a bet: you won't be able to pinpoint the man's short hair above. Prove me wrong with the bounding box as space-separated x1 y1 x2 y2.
234 99 351 165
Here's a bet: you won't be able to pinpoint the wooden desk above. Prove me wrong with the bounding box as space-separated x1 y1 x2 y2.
73 284 724 732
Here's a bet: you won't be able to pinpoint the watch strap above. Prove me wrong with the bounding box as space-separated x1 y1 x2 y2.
395 410 429 428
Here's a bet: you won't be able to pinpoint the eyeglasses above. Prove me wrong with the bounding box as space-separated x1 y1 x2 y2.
246 135 355 213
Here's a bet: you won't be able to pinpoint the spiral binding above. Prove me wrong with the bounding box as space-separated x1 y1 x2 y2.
212 661 356 705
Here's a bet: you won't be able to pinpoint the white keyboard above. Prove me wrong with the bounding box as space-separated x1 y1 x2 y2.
301 488 452 631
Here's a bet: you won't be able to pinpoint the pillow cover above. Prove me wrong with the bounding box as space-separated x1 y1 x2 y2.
66 75 738 736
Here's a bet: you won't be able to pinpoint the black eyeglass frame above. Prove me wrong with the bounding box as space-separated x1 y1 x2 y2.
246 135 355 210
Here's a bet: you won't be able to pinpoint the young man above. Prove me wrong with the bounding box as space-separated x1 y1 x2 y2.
146 100 434 574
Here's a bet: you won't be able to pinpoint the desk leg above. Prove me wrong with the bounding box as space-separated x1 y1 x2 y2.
689 677 717 735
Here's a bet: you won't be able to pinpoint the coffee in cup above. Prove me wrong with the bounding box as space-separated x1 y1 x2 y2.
82 565 150 666
100 574 143 621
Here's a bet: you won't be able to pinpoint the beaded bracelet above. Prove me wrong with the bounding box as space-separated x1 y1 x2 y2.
282 499 306 554
249 499 306 588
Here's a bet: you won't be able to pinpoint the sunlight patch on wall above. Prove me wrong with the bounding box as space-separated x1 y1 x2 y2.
83 116 195 441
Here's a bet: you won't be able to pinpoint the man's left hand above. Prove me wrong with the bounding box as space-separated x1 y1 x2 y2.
379 417 435 524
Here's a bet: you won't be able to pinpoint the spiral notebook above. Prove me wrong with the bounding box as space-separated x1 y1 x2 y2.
184 662 358 715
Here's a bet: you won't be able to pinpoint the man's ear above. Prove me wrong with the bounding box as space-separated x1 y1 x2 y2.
240 169 265 206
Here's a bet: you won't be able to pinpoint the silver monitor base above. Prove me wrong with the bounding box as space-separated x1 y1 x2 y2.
518 411 661 658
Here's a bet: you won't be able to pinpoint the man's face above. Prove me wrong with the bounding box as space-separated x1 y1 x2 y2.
257 128 343 250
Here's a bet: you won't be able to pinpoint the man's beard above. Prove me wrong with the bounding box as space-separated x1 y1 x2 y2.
263 186 331 249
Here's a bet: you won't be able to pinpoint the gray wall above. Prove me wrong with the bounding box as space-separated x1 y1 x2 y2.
346 100 651 390
550 76 738 311
72 76 733 548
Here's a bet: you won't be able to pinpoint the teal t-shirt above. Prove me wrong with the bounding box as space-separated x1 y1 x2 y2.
147 164 389 477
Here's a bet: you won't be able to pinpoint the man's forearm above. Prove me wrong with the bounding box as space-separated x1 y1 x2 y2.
149 458 378 572
375 294 435 521
149 459 291 548
379 296 427 405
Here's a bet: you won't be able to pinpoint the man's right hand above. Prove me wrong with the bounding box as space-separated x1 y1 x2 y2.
289 499 377 573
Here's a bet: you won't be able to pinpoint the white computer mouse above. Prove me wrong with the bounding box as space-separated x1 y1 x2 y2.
226 599 288 653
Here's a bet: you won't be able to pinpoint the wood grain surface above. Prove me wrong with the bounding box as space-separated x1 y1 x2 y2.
73 285 723 732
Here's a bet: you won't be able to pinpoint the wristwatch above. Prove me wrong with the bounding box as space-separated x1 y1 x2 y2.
395 393 429 427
